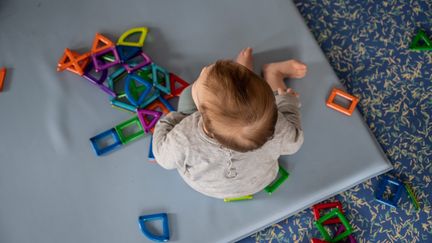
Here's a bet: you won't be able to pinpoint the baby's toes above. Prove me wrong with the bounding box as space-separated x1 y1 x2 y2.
236 48 253 68
236 50 246 61
243 47 252 56
292 61 307 70
293 62 307 77
294 69 307 78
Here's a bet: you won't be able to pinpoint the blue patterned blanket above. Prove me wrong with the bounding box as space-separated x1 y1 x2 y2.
239 1 432 242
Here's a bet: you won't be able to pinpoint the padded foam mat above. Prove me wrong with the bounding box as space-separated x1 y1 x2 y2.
0 0 392 242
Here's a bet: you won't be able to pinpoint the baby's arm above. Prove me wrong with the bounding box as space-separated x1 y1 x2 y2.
275 90 304 155
152 112 187 169
261 59 306 155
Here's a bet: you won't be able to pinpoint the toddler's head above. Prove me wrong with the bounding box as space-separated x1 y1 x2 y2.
192 60 277 152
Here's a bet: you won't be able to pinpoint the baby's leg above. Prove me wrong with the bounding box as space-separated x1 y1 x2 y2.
263 60 307 92
236 47 254 71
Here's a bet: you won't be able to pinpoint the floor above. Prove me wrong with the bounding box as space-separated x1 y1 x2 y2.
239 0 432 242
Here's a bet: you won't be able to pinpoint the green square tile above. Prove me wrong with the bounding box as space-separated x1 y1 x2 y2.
114 116 145 144
264 164 289 195
314 208 353 242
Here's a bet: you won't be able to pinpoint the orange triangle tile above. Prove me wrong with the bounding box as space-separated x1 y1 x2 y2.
57 48 90 76
57 48 76 71
91 33 115 54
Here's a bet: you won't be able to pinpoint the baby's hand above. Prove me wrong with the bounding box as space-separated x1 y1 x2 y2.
277 88 299 97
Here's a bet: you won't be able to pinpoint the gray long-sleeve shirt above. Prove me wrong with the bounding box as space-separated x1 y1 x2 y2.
152 94 304 199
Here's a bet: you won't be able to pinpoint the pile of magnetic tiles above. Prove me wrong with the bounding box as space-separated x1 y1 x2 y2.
57 27 190 157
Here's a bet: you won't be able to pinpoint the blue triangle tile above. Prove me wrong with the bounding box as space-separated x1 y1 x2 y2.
124 74 152 107
152 64 171 94
116 45 142 63
138 213 170 242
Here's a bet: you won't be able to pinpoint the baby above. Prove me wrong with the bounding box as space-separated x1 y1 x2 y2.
152 48 305 199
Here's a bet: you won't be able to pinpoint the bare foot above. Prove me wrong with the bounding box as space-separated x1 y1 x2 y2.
263 59 307 79
236 47 254 71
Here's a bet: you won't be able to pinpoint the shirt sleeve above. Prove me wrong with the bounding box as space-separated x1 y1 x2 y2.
275 93 304 155
152 112 188 170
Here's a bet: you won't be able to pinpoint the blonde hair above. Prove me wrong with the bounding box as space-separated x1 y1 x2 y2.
199 60 277 152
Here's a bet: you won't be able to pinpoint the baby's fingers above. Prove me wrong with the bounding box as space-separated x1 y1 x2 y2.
278 88 299 97
277 88 287 95
286 88 300 97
